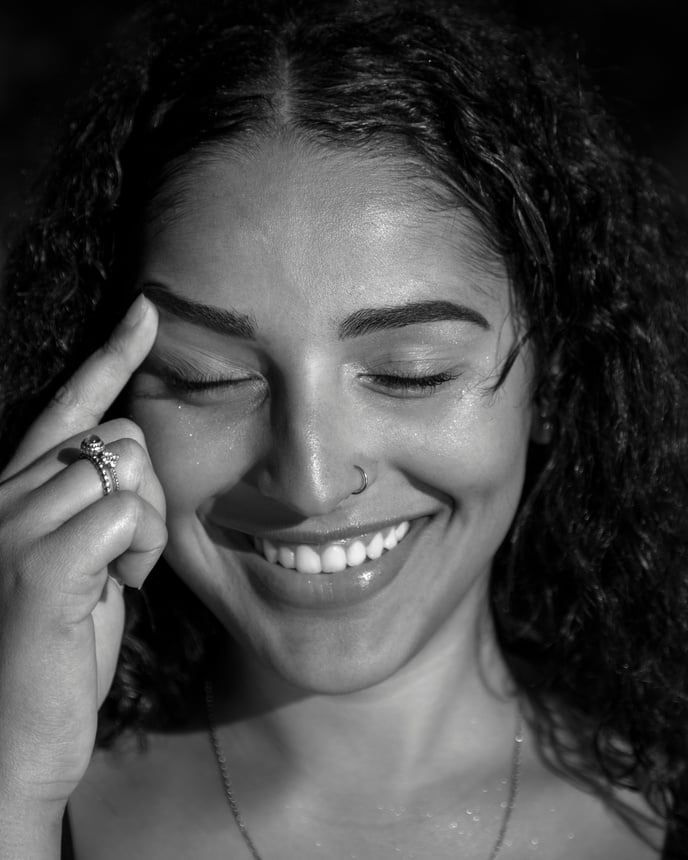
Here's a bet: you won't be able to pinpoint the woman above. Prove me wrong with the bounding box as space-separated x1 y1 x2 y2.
0 0 686 857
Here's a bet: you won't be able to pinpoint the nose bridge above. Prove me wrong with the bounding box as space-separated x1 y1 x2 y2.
261 371 357 515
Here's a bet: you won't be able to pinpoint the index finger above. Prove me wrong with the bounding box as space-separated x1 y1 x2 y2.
4 295 158 478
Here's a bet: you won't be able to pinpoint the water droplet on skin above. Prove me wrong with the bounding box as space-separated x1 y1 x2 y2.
482 787 489 793
500 778 508 785
449 822 459 830
425 812 433 819
530 837 540 846
465 809 472 816
505 840 513 848
500 801 508 809
567 833 575 840
315 842 322 848
472 815 480 822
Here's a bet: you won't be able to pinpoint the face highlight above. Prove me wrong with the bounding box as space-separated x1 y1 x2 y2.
129 139 537 693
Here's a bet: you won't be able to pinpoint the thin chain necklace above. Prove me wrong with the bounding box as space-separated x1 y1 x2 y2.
205 679 523 860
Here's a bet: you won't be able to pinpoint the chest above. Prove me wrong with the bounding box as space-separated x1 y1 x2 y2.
67 736 664 860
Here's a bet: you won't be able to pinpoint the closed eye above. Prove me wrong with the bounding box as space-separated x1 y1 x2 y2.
162 369 253 392
362 371 461 396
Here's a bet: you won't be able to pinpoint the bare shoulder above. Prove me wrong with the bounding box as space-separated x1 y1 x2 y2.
68 730 245 860
502 732 666 860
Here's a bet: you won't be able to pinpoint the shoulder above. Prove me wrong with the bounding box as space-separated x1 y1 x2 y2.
504 724 666 859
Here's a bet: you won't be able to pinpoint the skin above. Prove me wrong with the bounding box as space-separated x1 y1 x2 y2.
70 138 660 859
128 138 536 696
0 295 165 857
0 137 662 858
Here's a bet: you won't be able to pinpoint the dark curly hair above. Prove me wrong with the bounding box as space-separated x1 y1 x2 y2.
1 0 687 845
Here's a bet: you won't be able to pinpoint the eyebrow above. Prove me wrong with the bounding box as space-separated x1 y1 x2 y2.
143 282 257 339
337 300 490 337
143 283 490 340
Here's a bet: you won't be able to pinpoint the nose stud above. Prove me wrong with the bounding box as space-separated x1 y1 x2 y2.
352 465 368 495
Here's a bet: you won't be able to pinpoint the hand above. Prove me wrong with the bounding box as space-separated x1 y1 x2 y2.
0 294 166 813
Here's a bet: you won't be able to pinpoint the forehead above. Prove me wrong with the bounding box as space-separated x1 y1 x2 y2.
140 138 510 318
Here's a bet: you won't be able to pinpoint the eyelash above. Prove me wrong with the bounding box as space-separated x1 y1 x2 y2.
161 369 459 397
162 370 251 392
365 371 458 392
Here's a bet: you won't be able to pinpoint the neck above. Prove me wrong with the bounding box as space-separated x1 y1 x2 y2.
210 603 518 800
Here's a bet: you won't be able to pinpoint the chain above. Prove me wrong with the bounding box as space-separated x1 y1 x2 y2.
205 679 523 860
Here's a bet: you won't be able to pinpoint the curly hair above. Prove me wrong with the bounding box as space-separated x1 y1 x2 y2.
1 0 687 841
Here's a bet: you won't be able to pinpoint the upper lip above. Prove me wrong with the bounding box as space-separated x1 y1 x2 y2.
235 516 426 546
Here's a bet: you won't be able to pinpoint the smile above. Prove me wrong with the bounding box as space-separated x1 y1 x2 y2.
252 521 411 574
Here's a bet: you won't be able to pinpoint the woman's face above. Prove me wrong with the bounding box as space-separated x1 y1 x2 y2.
130 139 537 693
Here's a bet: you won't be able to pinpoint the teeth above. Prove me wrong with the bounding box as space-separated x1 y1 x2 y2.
321 544 348 573
366 532 384 559
263 540 278 564
383 527 398 550
277 546 296 570
253 521 411 573
295 545 322 574
346 540 367 567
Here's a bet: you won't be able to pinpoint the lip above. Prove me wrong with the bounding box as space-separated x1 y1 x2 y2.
204 516 430 610
247 519 409 546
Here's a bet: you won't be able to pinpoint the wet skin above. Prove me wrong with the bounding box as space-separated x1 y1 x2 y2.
129 138 538 695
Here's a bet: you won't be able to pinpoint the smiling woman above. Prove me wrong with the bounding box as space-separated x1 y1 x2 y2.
0 1 686 859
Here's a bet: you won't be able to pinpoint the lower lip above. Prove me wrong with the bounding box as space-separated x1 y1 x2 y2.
209 519 428 610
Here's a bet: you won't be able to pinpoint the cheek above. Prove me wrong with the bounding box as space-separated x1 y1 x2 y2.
130 401 256 514
387 390 533 515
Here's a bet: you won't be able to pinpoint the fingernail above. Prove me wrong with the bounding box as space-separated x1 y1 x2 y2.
108 573 125 592
122 294 150 329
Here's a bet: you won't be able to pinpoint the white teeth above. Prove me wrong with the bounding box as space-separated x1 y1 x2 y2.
346 540 367 567
253 520 412 573
295 545 322 574
366 532 384 559
277 546 296 569
321 544 348 573
383 527 398 550
263 539 278 564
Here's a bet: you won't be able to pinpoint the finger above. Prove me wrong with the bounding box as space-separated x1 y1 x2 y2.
3 295 158 479
25 429 166 528
34 493 167 620
92 578 127 707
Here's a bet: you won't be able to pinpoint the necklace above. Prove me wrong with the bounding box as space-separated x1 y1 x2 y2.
205 680 523 860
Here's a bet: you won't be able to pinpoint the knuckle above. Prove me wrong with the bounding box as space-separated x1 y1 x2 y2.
106 418 145 447
109 489 143 524
2 537 50 594
50 381 82 411
115 438 149 484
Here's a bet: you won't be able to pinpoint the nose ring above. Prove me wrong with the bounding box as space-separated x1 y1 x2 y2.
352 465 368 495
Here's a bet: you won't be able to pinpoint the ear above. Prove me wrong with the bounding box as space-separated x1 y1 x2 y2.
530 404 554 446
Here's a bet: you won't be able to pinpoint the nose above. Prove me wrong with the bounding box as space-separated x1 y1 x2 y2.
253 379 367 517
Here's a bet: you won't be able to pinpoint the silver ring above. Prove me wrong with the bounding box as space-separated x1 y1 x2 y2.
80 434 120 496
352 465 368 495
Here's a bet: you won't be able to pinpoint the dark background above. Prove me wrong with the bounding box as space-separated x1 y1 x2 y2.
1 0 687 260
